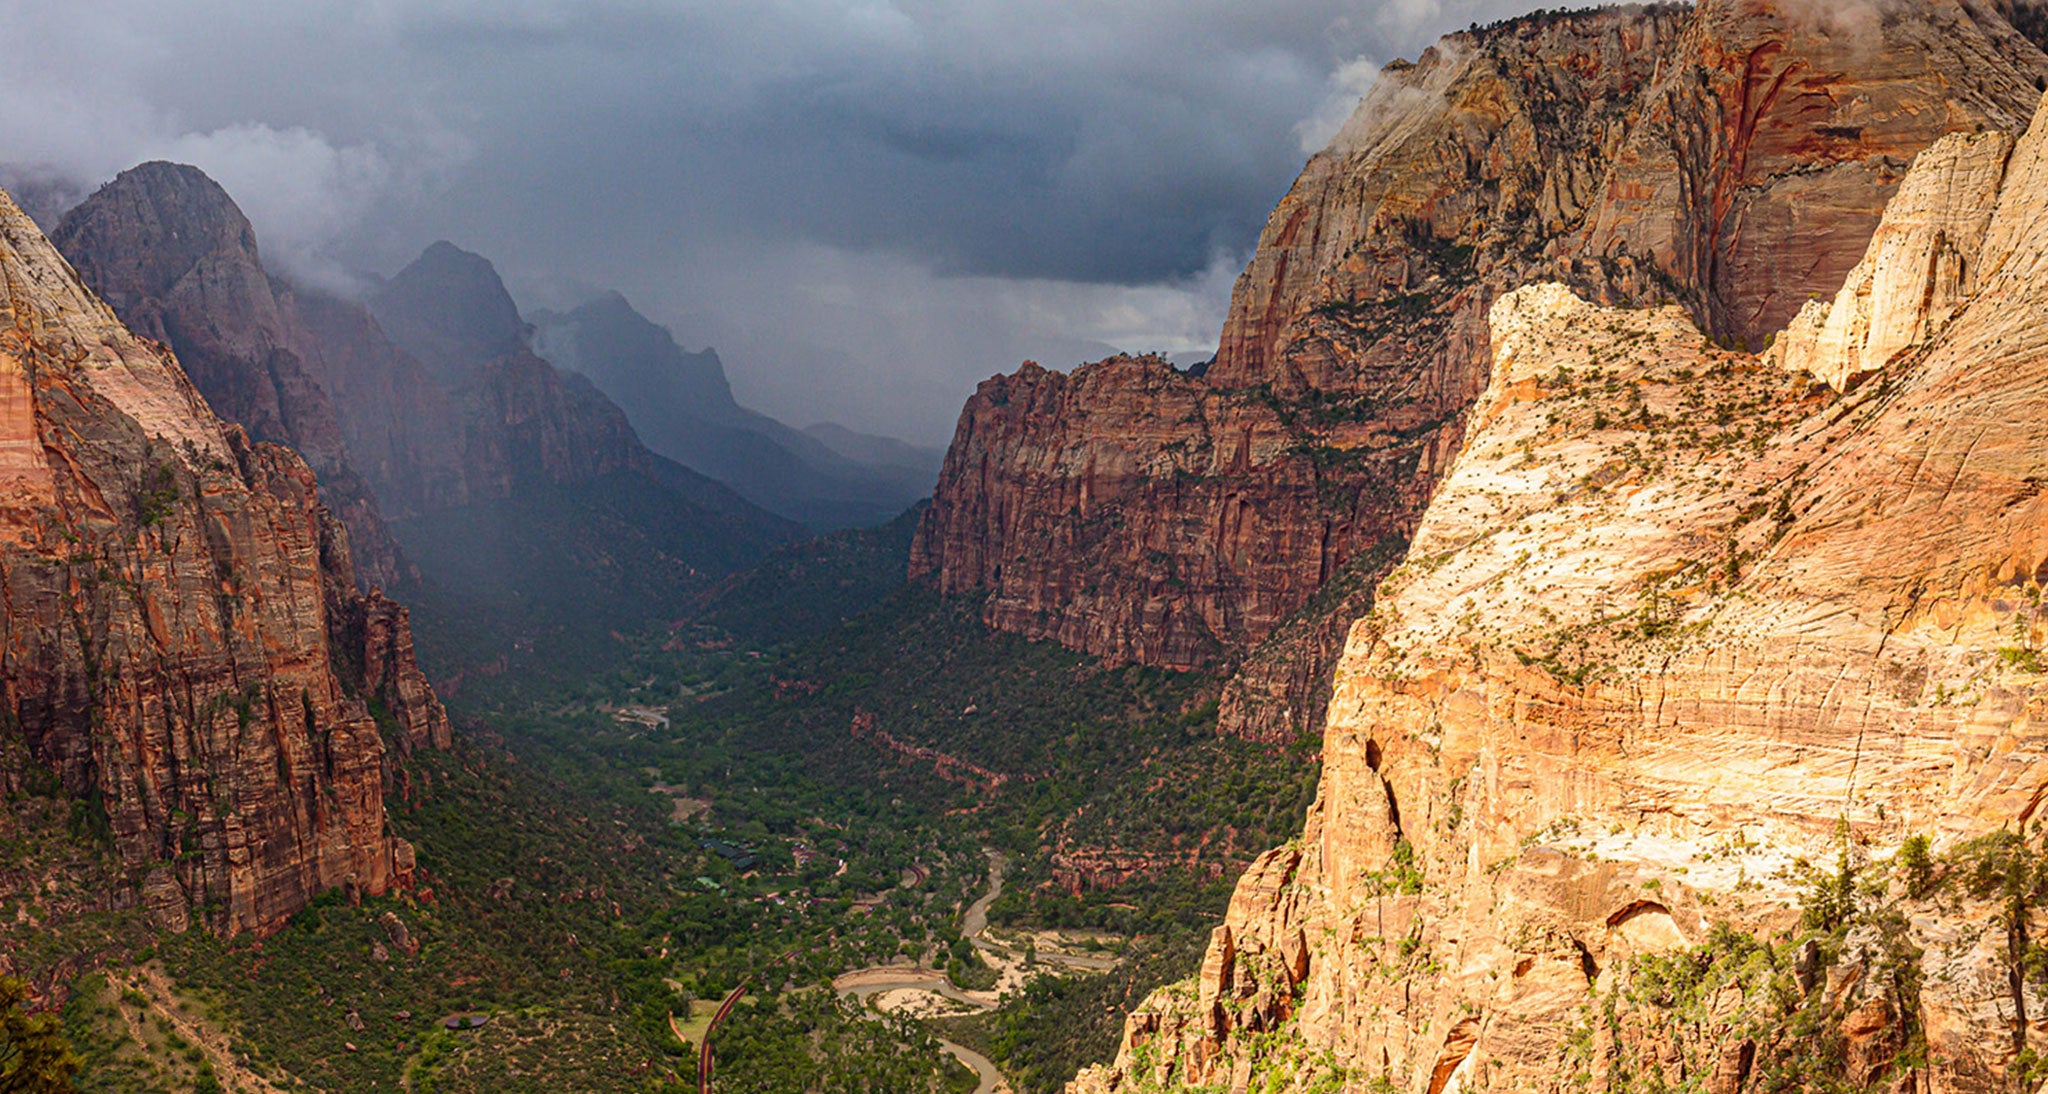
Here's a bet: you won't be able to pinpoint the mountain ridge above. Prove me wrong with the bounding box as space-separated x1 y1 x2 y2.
0 181 450 941
530 292 941 528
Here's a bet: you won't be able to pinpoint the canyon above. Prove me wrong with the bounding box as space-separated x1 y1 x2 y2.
22 2 2048 1090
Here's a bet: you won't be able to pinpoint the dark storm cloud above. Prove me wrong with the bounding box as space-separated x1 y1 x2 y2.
1 0 1549 440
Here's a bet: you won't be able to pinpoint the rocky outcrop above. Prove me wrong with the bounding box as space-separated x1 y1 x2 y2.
1074 92 2048 1092
1774 129 2018 392
0 185 448 939
52 163 414 589
281 284 467 522
915 0 2048 742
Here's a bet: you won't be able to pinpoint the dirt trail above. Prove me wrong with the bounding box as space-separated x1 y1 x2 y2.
130 965 290 1094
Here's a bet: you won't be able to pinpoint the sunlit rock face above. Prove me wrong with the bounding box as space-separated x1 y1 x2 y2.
915 0 2048 746
1072 81 2048 1094
0 185 449 940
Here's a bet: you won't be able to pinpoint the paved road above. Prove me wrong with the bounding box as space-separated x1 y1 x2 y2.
699 981 748 1093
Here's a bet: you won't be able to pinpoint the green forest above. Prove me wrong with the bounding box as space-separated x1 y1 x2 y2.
21 511 1320 1093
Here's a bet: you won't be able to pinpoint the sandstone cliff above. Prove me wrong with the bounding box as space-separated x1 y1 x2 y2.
51 163 417 589
1074 87 2048 1094
0 185 449 940
915 0 2048 744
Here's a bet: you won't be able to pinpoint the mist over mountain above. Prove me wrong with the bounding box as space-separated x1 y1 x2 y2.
54 164 801 675
532 292 941 528
0 0 1571 444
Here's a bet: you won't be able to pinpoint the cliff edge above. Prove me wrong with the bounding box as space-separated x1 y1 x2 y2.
1074 84 2048 1094
0 185 448 941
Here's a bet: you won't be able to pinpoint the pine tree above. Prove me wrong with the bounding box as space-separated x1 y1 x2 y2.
0 976 79 1094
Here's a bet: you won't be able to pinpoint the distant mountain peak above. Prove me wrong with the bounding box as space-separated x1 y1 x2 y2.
55 160 264 312
373 240 532 380
529 292 939 528
50 156 420 588
534 289 740 419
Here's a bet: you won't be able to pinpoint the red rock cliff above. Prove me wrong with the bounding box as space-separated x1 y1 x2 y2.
52 162 421 590
914 0 2048 739
0 186 449 939
1076 88 2048 1093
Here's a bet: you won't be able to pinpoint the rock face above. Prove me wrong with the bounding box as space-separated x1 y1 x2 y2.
363 242 799 650
52 162 414 589
914 0 2048 741
369 244 695 495
0 186 449 939
1073 92 2048 1093
1773 129 2018 392
370 243 646 497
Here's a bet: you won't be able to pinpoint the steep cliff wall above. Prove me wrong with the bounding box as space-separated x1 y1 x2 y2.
52 162 416 589
0 186 448 940
360 241 798 660
915 0 2048 742
366 241 688 499
1075 93 2048 1093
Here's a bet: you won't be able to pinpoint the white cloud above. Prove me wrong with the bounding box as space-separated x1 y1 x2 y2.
146 125 394 291
1295 57 1383 154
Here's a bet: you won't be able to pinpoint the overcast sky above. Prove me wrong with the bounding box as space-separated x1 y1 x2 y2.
1 0 1548 443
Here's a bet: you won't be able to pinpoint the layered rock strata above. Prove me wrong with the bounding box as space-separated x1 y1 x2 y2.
1075 93 2048 1093
915 0 2048 742
0 186 449 939
52 163 418 588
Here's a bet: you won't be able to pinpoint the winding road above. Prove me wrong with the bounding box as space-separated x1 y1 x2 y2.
698 981 748 1093
835 851 1013 1094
